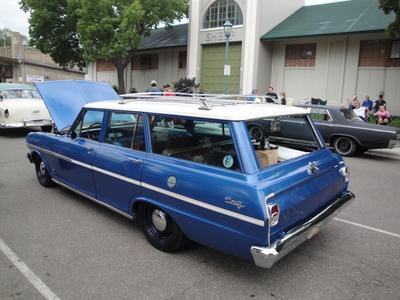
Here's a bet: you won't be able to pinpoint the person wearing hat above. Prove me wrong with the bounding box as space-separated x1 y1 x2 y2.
148 80 162 94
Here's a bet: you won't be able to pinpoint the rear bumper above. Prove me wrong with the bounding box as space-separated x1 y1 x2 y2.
251 191 355 268
0 119 52 128
388 139 400 149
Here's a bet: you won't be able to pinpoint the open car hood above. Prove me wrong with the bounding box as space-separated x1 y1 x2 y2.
35 80 119 131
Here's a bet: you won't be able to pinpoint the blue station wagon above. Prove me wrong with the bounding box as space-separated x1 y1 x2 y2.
26 80 354 268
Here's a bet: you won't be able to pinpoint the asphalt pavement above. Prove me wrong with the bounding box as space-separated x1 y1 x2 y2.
1 129 399 300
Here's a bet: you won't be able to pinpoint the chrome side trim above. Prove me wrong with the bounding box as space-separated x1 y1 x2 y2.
251 191 355 268
316 123 396 134
27 143 265 227
52 178 133 220
141 182 265 227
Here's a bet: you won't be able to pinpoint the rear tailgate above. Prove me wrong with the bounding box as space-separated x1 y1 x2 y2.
257 148 347 240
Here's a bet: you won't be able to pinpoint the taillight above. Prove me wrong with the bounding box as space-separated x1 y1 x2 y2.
268 204 280 227
339 166 350 182
4 109 9 118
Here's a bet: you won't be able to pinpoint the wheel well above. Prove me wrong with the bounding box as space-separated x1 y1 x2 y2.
131 200 146 219
31 151 41 165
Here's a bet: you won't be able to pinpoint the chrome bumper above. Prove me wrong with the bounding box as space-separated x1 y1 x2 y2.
0 119 52 128
388 139 400 149
251 191 355 268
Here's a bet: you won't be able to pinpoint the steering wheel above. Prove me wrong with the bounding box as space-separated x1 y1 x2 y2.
86 122 102 140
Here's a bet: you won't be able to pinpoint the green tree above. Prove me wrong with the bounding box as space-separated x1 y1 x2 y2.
20 0 188 93
77 0 187 93
379 0 400 37
20 0 85 69
0 28 12 47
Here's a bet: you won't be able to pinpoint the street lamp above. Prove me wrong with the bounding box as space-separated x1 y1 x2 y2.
223 19 232 94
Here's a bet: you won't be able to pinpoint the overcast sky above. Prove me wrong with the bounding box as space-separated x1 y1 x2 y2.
0 0 344 37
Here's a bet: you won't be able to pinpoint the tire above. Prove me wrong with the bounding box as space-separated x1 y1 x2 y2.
35 158 54 187
41 126 52 132
332 136 357 157
248 126 264 141
138 203 189 252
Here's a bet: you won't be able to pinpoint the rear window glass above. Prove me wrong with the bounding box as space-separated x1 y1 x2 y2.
149 115 240 172
247 115 322 169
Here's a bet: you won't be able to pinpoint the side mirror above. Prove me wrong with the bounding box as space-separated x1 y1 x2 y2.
70 131 77 139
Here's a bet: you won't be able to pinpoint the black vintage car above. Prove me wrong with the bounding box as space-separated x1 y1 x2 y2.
248 104 400 156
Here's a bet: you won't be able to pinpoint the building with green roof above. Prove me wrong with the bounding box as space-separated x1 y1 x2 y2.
87 0 400 113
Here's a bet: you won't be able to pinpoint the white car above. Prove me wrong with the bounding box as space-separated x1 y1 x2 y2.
0 83 52 132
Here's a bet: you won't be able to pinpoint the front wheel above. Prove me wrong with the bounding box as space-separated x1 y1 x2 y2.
35 158 54 187
332 136 357 157
138 203 189 252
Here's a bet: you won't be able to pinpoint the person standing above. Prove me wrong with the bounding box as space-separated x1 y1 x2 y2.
280 92 287 105
148 80 162 94
163 84 175 96
266 86 278 103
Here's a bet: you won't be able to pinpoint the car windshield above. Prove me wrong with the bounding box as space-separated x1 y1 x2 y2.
340 108 362 121
246 115 322 168
0 89 41 99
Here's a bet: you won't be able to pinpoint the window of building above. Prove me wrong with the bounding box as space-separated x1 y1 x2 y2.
203 0 243 29
105 112 145 151
285 44 316 67
149 115 240 171
359 40 400 67
72 110 104 142
390 40 400 59
132 53 159 70
178 51 187 69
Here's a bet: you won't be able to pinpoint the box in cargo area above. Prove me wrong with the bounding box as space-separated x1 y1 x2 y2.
256 149 278 168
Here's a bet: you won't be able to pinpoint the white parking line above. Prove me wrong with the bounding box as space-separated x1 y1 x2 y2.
334 218 400 239
0 237 61 300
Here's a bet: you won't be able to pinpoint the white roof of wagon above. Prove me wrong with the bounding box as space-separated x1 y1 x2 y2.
84 99 308 121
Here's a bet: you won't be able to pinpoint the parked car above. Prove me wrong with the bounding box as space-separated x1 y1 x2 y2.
0 83 52 132
248 104 400 156
26 81 354 268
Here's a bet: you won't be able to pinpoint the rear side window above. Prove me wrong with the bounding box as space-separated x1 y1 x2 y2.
105 112 145 151
72 109 104 141
310 108 332 121
149 115 240 171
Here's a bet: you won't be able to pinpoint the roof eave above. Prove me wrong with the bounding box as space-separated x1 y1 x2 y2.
261 29 387 41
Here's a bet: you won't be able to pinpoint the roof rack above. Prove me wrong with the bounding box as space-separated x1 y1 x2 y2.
119 92 267 110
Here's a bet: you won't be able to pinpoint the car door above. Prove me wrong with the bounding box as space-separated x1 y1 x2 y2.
310 108 335 143
55 109 105 198
92 112 146 212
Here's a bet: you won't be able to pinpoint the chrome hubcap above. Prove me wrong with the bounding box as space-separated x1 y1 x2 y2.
39 161 46 175
152 209 167 232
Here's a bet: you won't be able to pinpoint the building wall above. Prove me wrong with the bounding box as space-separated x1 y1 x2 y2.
88 47 187 92
270 33 400 114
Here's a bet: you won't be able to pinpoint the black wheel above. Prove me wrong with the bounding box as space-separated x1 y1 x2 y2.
249 126 264 141
35 158 54 187
333 136 357 157
138 203 189 252
41 126 52 132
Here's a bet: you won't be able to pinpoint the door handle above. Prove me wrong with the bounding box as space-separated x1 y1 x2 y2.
128 158 142 165
87 147 96 154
